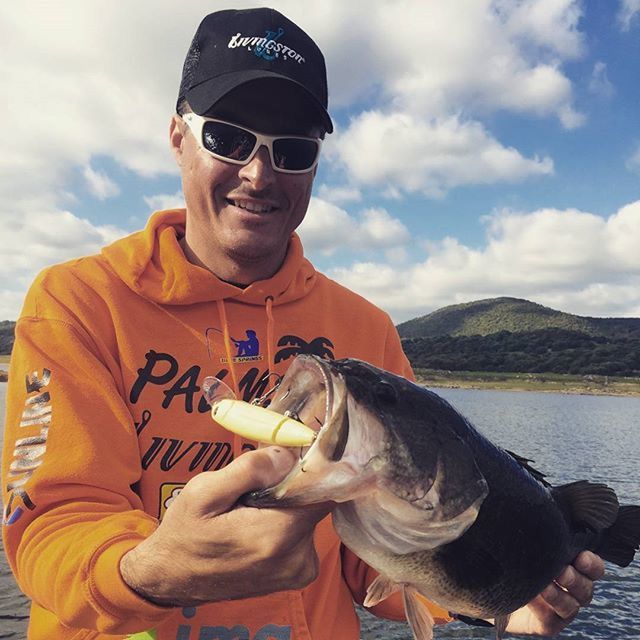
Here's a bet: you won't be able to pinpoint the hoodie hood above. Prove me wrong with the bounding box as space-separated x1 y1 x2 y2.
102 209 317 306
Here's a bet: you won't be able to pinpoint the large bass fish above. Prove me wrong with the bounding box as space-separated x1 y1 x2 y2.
238 356 640 640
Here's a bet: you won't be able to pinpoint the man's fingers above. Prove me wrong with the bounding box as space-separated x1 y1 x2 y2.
554 564 594 606
573 550 605 581
541 583 580 620
506 553 605 637
185 446 298 516
513 594 568 636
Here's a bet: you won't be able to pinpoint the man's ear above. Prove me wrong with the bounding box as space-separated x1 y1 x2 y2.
169 115 185 167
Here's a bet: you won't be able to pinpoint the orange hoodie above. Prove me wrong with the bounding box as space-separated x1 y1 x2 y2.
2 209 451 639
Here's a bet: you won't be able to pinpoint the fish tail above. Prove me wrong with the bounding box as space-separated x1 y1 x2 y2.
594 505 640 567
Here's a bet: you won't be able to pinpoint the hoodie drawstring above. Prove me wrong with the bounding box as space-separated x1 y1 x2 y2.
216 299 239 395
265 296 275 380
216 299 242 458
215 296 278 458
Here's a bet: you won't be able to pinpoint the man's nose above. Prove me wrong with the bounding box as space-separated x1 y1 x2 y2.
238 145 276 189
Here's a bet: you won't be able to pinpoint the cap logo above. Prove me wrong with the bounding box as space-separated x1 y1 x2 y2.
228 28 306 65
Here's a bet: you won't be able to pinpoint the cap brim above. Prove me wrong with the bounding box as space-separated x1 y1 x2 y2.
186 69 333 134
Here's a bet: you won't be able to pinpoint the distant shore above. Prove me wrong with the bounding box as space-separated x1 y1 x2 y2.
416 369 640 397
2 360 639 397
0 355 9 381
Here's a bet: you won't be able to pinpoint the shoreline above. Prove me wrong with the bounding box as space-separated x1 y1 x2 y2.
2 372 639 398
415 370 640 397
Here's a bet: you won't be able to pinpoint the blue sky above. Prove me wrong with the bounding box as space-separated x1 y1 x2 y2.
1 0 639 322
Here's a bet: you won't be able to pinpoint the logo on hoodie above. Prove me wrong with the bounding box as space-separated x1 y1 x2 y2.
178 607 292 640
3 369 51 525
206 327 264 364
275 335 335 362
224 328 263 363
159 482 185 520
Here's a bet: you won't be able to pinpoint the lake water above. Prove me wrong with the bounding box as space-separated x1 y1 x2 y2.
1 383 639 639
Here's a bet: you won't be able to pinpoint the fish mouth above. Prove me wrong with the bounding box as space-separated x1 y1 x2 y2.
266 354 337 447
244 355 378 507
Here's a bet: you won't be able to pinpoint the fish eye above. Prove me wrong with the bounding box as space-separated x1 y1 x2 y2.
373 381 398 404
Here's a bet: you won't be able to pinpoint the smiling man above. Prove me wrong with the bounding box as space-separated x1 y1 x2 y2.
2 7 604 640
174 78 324 286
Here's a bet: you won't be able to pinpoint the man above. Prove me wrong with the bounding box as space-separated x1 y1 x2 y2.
2 7 603 640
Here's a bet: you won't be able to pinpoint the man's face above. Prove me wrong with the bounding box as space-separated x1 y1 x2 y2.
172 80 323 282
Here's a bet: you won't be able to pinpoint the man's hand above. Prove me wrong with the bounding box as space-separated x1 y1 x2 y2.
505 551 605 636
120 447 332 607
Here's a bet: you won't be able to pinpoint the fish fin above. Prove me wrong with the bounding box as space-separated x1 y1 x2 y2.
594 505 640 567
494 614 510 639
504 449 550 487
402 586 435 640
552 480 619 530
363 574 401 607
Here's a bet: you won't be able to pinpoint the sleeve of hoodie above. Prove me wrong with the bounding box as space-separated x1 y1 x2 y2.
1 267 177 634
340 316 453 626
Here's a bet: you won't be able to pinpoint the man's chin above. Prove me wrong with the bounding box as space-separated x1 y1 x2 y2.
227 238 288 274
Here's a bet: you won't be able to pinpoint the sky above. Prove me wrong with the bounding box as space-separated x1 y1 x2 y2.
1 0 639 323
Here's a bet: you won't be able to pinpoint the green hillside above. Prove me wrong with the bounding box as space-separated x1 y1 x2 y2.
2 297 640 378
397 297 640 339
398 298 640 377
0 320 15 355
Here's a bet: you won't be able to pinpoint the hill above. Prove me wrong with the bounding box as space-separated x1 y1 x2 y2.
398 298 640 378
0 320 15 355
2 298 639 378
397 297 640 339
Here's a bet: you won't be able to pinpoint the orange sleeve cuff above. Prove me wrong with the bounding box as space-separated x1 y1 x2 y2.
88 535 178 633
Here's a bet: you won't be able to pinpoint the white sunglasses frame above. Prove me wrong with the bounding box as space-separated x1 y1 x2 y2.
181 113 322 174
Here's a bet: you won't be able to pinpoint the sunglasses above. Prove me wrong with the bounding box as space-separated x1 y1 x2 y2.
182 113 322 174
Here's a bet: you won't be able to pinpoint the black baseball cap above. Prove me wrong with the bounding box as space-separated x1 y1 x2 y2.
177 8 333 133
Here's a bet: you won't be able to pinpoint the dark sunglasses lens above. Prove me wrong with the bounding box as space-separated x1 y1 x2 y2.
201 121 256 161
272 139 319 171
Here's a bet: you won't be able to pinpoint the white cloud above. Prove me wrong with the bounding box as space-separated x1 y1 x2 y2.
316 184 362 205
0 1 583 215
299 198 357 255
618 0 640 31
625 143 640 175
497 0 584 58
588 62 614 98
334 111 553 197
605 201 640 269
299 0 584 128
358 208 412 248
83 165 121 200
0 207 127 320
328 202 640 322
298 198 410 256
144 191 185 211
0 1 613 321
0 1 184 212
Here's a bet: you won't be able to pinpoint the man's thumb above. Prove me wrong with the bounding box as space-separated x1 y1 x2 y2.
185 446 297 516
